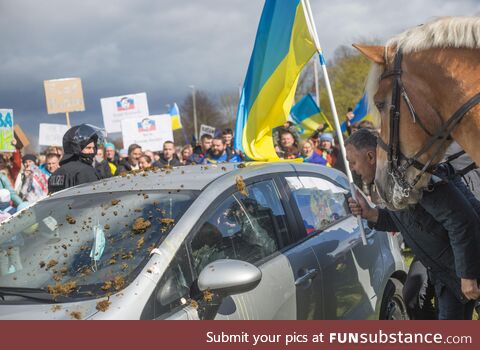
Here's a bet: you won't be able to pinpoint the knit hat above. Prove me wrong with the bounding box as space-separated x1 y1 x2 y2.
22 154 37 164
104 142 115 151
320 133 334 143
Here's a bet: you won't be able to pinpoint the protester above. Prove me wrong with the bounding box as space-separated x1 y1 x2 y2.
276 129 298 158
345 128 480 320
153 141 181 168
205 137 241 164
222 128 234 149
104 142 119 171
48 124 104 193
93 146 113 178
344 107 355 136
188 134 212 164
19 162 48 203
116 144 142 174
181 144 193 165
301 140 327 165
39 153 60 178
0 159 23 207
138 154 153 170
119 149 128 161
316 133 335 165
0 189 17 223
283 146 300 160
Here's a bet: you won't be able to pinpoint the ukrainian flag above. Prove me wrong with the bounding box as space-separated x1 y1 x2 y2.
234 0 317 161
290 94 332 140
340 93 372 133
170 103 182 131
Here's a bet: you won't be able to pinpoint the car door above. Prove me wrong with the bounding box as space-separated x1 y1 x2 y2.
283 174 379 319
144 176 324 320
190 178 323 319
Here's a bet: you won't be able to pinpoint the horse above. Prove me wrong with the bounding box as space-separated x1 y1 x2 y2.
353 16 480 210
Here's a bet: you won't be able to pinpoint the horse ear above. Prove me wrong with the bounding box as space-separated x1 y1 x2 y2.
352 44 385 65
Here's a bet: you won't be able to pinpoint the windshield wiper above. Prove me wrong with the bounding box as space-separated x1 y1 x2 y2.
0 287 72 303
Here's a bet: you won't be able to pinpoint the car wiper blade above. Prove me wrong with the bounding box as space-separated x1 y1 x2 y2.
0 286 71 303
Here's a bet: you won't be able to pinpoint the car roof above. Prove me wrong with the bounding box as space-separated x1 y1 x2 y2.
48 162 350 199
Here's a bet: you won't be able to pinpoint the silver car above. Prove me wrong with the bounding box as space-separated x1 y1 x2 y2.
0 162 407 320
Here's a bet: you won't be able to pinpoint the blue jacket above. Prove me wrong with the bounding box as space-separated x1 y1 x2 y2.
205 149 241 164
303 152 327 165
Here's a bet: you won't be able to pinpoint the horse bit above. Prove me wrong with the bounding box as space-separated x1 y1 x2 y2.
376 48 480 197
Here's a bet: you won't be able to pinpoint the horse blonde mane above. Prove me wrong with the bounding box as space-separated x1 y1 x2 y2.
365 17 480 122
386 16 480 54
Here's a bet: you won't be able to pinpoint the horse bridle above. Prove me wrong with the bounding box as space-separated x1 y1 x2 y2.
376 48 480 197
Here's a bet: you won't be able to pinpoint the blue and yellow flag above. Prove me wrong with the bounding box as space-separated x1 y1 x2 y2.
340 93 372 133
169 103 182 131
234 0 317 161
290 94 332 140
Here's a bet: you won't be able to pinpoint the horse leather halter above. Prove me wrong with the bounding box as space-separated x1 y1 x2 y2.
377 48 480 197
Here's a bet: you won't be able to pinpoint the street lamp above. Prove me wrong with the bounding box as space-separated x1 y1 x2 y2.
189 85 198 143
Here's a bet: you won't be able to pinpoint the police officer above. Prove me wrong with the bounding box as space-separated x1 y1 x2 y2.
48 124 105 193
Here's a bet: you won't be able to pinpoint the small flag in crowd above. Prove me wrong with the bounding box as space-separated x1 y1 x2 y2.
340 93 372 133
290 94 332 140
234 0 318 161
170 103 182 131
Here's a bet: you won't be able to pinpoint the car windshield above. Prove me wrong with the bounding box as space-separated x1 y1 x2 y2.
0 190 196 301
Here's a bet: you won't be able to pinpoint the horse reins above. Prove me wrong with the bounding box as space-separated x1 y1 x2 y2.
377 48 480 196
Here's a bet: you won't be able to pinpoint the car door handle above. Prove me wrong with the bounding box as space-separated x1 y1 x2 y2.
295 268 318 286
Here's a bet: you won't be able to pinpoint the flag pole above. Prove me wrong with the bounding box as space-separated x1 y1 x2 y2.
313 59 320 107
302 0 367 245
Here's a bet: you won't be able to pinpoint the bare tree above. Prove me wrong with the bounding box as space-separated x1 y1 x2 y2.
219 90 240 130
180 89 226 141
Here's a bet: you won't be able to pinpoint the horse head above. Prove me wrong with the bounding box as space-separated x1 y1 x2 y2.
352 44 445 210
352 17 480 210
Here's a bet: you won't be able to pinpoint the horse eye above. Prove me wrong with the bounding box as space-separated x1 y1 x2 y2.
375 101 385 110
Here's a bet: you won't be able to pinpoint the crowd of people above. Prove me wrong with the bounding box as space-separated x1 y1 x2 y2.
1 109 479 320
0 113 362 214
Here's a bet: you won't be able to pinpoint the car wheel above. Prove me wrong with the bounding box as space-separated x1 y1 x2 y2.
380 278 409 320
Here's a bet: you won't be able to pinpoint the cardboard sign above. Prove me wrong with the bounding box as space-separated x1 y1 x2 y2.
0 109 15 152
199 124 216 138
121 114 173 152
101 92 149 133
44 78 85 114
13 125 30 149
39 123 69 146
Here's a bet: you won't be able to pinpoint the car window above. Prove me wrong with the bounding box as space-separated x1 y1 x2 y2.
190 180 286 275
0 190 196 301
286 176 349 234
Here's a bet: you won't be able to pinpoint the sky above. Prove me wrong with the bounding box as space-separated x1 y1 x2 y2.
1 0 479 149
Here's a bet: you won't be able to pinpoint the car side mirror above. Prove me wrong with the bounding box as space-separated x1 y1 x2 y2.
196 259 262 320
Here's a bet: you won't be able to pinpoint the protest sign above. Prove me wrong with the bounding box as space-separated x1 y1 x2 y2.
199 124 216 138
44 78 85 114
121 114 173 151
13 124 30 149
101 93 149 133
0 109 14 152
39 123 69 146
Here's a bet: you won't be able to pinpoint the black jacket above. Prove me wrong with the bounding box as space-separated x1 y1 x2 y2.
48 158 101 193
94 159 113 178
115 159 137 175
370 180 480 303
153 154 182 168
